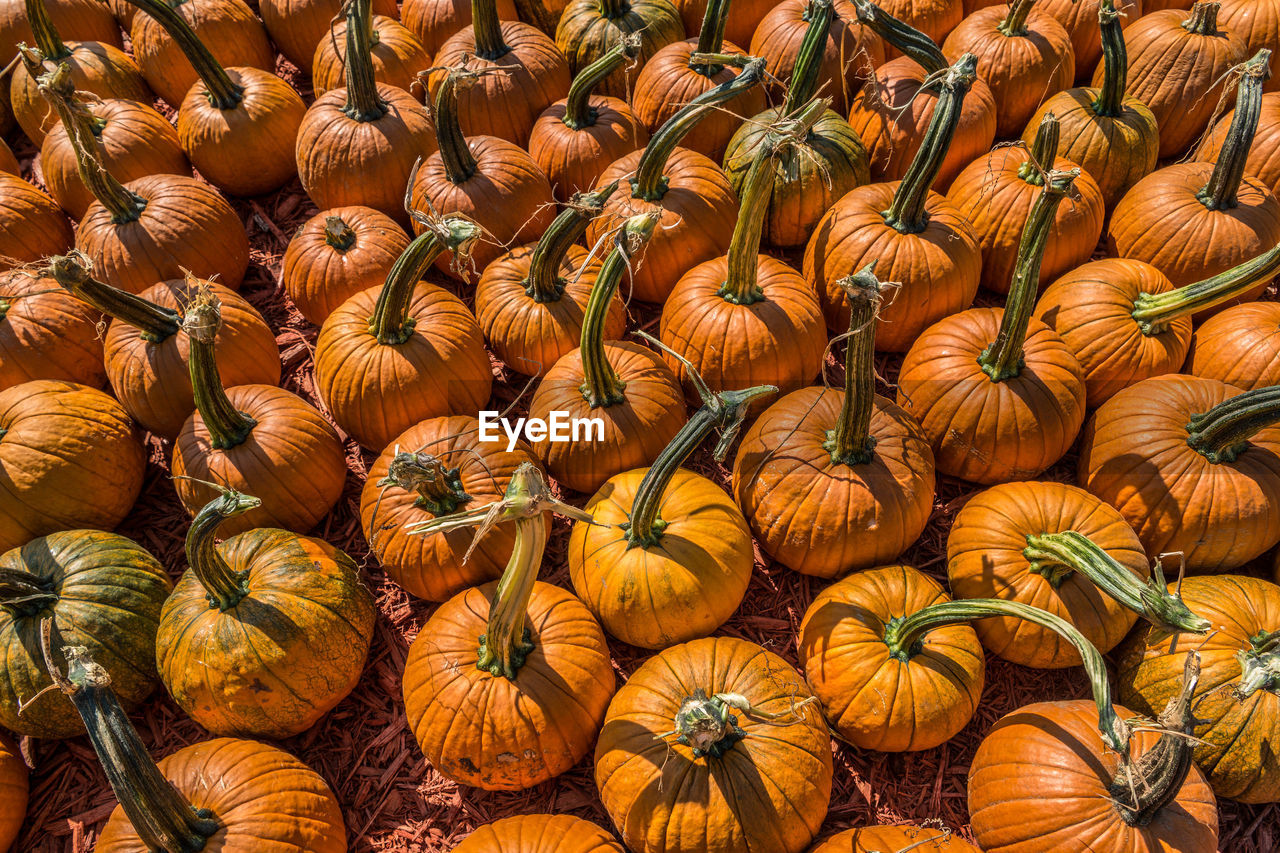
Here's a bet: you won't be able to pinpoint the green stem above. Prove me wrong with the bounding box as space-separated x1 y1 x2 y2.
0 568 59 617
324 215 357 252
977 169 1075 381
1018 112 1059 186
693 0 730 72
824 264 883 465
1094 0 1127 117
184 489 261 611
1182 1 1220 36
376 451 471 516
599 0 629 15
25 0 68 60
783 0 835 114
124 0 244 109
526 181 617 302
371 217 481 344
1235 629 1280 699
998 0 1035 37
851 0 946 74
434 69 479 183
881 54 977 233
563 39 637 130
183 288 258 450
1131 242 1280 334
1185 384 1280 463
1197 49 1270 211
46 254 181 342
719 134 778 305
343 0 387 121
471 0 509 60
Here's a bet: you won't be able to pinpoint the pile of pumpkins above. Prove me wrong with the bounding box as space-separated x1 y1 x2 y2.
2 0 1280 849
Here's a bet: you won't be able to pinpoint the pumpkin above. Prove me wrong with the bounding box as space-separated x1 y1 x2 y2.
628 0 767 161
403 463 615 790
296 0 437 224
475 183 626 376
875 0 962 48
1198 91 1280 197
723 2 872 248
315 214 494 451
947 481 1208 670
260 0 399 72
1098 1 1247 158
848 1 998 189
1186 301 1280 390
55 649 348 852
595 636 833 853
0 731 25 851
1118 574 1280 803
527 213 685 492
0 140 16 174
0 171 73 265
528 37 650 201
425 0 570 145
172 289 347 536
360 416 544 601
401 0 518 57
1022 0 1159 206
1040 0 1141 79
455 815 625 853
896 170 1086 483
47 255 280 440
509 0 568 34
0 529 169 738
1219 0 1280 93
568 370 770 649
1079 376 1280 572
968 652 1218 853
1033 244 1280 406
282 206 411 326
809 826 979 853
127 0 275 108
948 113 1105 294
805 54 982 349
672 0 772 48
0 381 145 556
311 13 430 100
733 267 935 578
0 0 120 66
0 268 105 392
942 0 1075 138
408 65 557 279
555 0 684 99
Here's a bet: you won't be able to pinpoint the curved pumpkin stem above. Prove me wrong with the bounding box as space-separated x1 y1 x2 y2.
377 449 473 516
343 0 388 121
185 487 261 611
851 0 947 75
1130 241 1280 334
525 181 618 303
691 0 730 75
1184 383 1280 463
183 285 259 449
998 0 1036 37
720 122 791 305
1018 112 1058 187
1235 629 1280 699
1094 0 1128 117
827 263 886 465
563 36 640 130
46 253 182 342
471 0 510 61
1198 49 1271 211
434 67 481 184
124 0 245 109
25 0 68 60
0 568 59 617
977 169 1076 381
782 0 835 114
370 214 482 345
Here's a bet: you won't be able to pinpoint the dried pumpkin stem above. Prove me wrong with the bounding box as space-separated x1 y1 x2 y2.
25 0 68 60
1199 49 1270 210
1130 241 1280 334
1094 0 1127 117
378 451 472 516
1182 1 1220 37
882 597 1130 753
434 68 480 183
184 288 259 449
852 0 947 75
0 567 59 617
471 0 510 60
1018 111 1058 187
563 38 638 129
343 0 388 121
186 488 261 611
526 181 617 302
998 0 1035 37
324 215 357 251
1235 629 1280 699
720 131 783 305
1184 383 1280 463
692 0 730 73
46 253 181 342
125 0 244 109
782 0 835 113
53 646 222 852
977 169 1076 381
826 264 883 464
370 215 481 344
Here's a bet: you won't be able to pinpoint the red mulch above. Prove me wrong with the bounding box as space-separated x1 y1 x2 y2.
6 38 1280 853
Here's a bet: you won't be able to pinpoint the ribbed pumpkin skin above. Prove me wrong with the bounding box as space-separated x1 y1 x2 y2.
799 565 983 752
360 416 545 602
804 182 982 349
555 0 684 99
282 207 410 326
1033 258 1186 407
75 174 250 293
948 147 1105 294
587 147 738 303
733 389 935 578
1041 0 1142 79
0 139 15 174
105 280 281 440
172 385 348 536
0 0 121 63
1096 7 1247 158
947 481 1150 669
967 700 1218 853
130 0 276 107
455 815 626 853
849 59 998 190
403 580 615 789
260 0 400 71
41 98 190 219
528 342 686 493
0 731 25 851
672 0 772 47
1186 302 1280 391
810 825 981 853
595 636 833 853
311 16 431 99
0 270 105 392
157 529 375 738
1079 375 1280 571
401 0 519 56
1118 575 1280 803
0 173 73 265
1198 92 1280 196
879 0 963 48
9 43 151 146
529 97 649 202
0 529 170 739
0 381 145 556
315 283 494 451
1219 0 1280 93
569 467 753 649
95 738 348 852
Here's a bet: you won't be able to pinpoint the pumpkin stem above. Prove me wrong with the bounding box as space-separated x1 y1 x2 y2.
434 67 481 183
377 450 472 516
370 215 482 345
783 0 835 113
526 181 617 302
599 0 630 17
343 0 388 121
720 125 787 305
1094 0 1128 117
1182 1 1221 37
1022 531 1210 634
826 263 886 465
324 215 358 251
1198 49 1270 211
563 35 640 130
183 285 259 450
1184 383 1280 463
1130 241 1280 334
881 54 977 233
998 0 1036 37
977 169 1076 381
1018 112 1058 187
851 0 947 75
1111 652 1202 826
1234 629 1280 699
45 253 182 343
124 0 245 109
882 596 1131 753
671 689 746 757
34 60 147 224
0 567 59 617
578 212 659 407
692 0 730 74
631 56 767 201
185 487 261 611
25 0 68 60
51 646 222 852
471 0 510 60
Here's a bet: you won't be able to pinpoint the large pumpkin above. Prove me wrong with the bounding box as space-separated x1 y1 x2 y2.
0 731 25 851
0 171 73 265
555 0 683 99
455 815 625 852
1039 0 1141 78
260 0 399 71
0 267 104 392
1186 301 1280 390
1197 90 1280 197
0 0 120 67
1219 0 1280 93
671 0 771 47
809 826 979 853
310 13 429 99
401 0 517 57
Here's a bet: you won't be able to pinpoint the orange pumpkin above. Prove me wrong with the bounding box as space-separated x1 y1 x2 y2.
1219 0 1280 93
0 267 104 391
672 0 772 48
260 0 399 71
0 169 73 266
401 0 518 57
0 139 16 174
876 0 963 48
311 13 430 99
1186 301 1280 390
0 0 120 66
554 0 684 99
809 825 979 853
1198 91 1280 197
455 815 625 852
0 731 25 851
1040 0 1141 79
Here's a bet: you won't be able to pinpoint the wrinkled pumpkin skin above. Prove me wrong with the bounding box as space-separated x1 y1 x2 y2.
0 530 171 739
0 730 25 851
809 825 981 853
454 814 626 852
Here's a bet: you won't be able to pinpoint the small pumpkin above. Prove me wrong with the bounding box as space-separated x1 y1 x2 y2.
1197 91 1280 197
671 0 772 48
555 0 684 99
311 12 431 99
259 0 399 72
1186 301 1280 390
1039 0 1141 80
0 731 25 851
403 464 615 790
401 0 518 57
809 825 979 853
1219 0 1280 93
595 636 833 853
0 171 73 265
0 529 169 739
0 267 105 392
455 815 625 852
